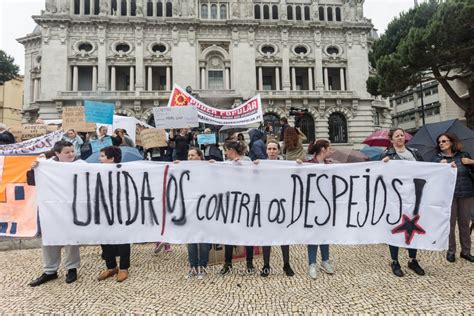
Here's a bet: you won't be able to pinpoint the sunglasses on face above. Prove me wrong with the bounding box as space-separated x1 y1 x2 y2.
438 139 450 144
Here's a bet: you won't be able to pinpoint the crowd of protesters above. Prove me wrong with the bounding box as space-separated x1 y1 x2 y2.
0 119 473 286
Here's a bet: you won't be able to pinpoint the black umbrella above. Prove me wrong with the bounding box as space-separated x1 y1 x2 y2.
407 119 474 161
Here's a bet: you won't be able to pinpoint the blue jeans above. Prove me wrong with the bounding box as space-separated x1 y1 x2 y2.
187 243 210 268
307 244 329 265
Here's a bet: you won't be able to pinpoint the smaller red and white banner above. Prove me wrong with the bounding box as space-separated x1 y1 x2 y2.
167 84 264 126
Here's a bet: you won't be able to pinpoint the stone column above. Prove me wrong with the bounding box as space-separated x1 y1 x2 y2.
258 67 263 90
324 67 329 90
147 67 153 91
33 79 39 102
201 68 206 89
275 67 280 90
130 66 135 91
111 66 116 91
166 66 171 90
70 0 75 15
117 0 122 15
91 0 95 14
291 67 296 90
127 0 131 16
225 68 230 89
73 66 79 91
308 67 313 90
92 66 98 91
153 0 157 16
80 0 85 15
340 68 345 91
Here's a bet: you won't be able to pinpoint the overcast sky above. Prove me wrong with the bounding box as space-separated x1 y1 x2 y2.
0 0 417 75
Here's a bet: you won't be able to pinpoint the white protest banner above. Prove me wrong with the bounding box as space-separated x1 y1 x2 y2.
36 160 455 250
0 130 64 155
153 106 199 129
167 84 264 126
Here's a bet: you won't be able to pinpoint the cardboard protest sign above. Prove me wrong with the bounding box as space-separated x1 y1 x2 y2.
140 128 167 149
84 100 115 124
153 106 199 129
21 124 47 141
9 126 23 142
62 106 96 132
0 156 38 237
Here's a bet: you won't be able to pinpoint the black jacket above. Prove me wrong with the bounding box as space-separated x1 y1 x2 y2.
432 151 474 198
380 146 424 162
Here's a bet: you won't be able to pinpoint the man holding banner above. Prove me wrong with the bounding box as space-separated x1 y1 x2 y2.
28 140 83 287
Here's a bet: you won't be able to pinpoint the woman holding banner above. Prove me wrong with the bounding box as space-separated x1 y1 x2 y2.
97 146 132 282
260 140 295 277
220 139 255 274
301 139 335 279
381 128 426 277
432 132 474 263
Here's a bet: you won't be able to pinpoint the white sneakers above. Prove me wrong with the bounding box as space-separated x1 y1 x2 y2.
308 263 317 279
320 260 335 274
308 261 335 279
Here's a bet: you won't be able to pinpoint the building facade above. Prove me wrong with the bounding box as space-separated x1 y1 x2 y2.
0 77 23 127
390 79 467 133
18 0 390 145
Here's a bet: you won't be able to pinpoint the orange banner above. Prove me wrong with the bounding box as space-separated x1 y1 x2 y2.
0 156 38 237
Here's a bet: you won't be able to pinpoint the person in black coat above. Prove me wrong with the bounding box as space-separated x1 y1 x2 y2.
380 128 426 277
432 132 474 263
0 124 16 145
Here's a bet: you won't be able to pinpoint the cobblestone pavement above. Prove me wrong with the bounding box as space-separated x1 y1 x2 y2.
0 243 472 314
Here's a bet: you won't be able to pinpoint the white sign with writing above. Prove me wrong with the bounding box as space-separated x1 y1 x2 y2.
153 106 199 129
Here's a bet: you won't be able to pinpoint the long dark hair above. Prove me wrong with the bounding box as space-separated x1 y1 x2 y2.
437 132 463 153
387 127 406 149
224 140 246 156
283 127 300 151
308 139 330 156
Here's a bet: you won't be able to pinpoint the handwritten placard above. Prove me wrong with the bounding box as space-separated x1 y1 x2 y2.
197 134 216 145
84 100 115 124
153 106 199 129
62 106 96 132
21 124 47 141
9 126 23 142
140 128 167 149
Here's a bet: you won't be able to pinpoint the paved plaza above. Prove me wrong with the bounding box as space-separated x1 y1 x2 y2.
0 243 472 314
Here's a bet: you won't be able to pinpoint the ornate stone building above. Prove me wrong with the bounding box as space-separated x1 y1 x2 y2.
18 0 390 145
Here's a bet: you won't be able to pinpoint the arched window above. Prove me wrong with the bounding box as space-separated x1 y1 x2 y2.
295 6 301 20
263 5 270 19
327 7 333 21
335 7 341 21
201 4 208 18
110 0 117 14
220 4 227 19
211 4 218 19
263 113 281 137
94 0 100 14
157 1 163 16
287 5 293 20
206 54 226 90
272 5 278 19
147 115 156 127
304 6 310 20
166 1 172 17
318 7 324 21
121 0 126 15
254 5 261 19
147 0 153 16
296 113 315 144
84 0 90 14
328 113 348 143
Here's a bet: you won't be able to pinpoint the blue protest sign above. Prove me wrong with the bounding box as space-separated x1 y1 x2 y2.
90 137 113 153
84 100 115 124
197 134 216 145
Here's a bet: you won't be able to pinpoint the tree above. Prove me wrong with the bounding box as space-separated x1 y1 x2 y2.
0 50 19 85
367 0 474 127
